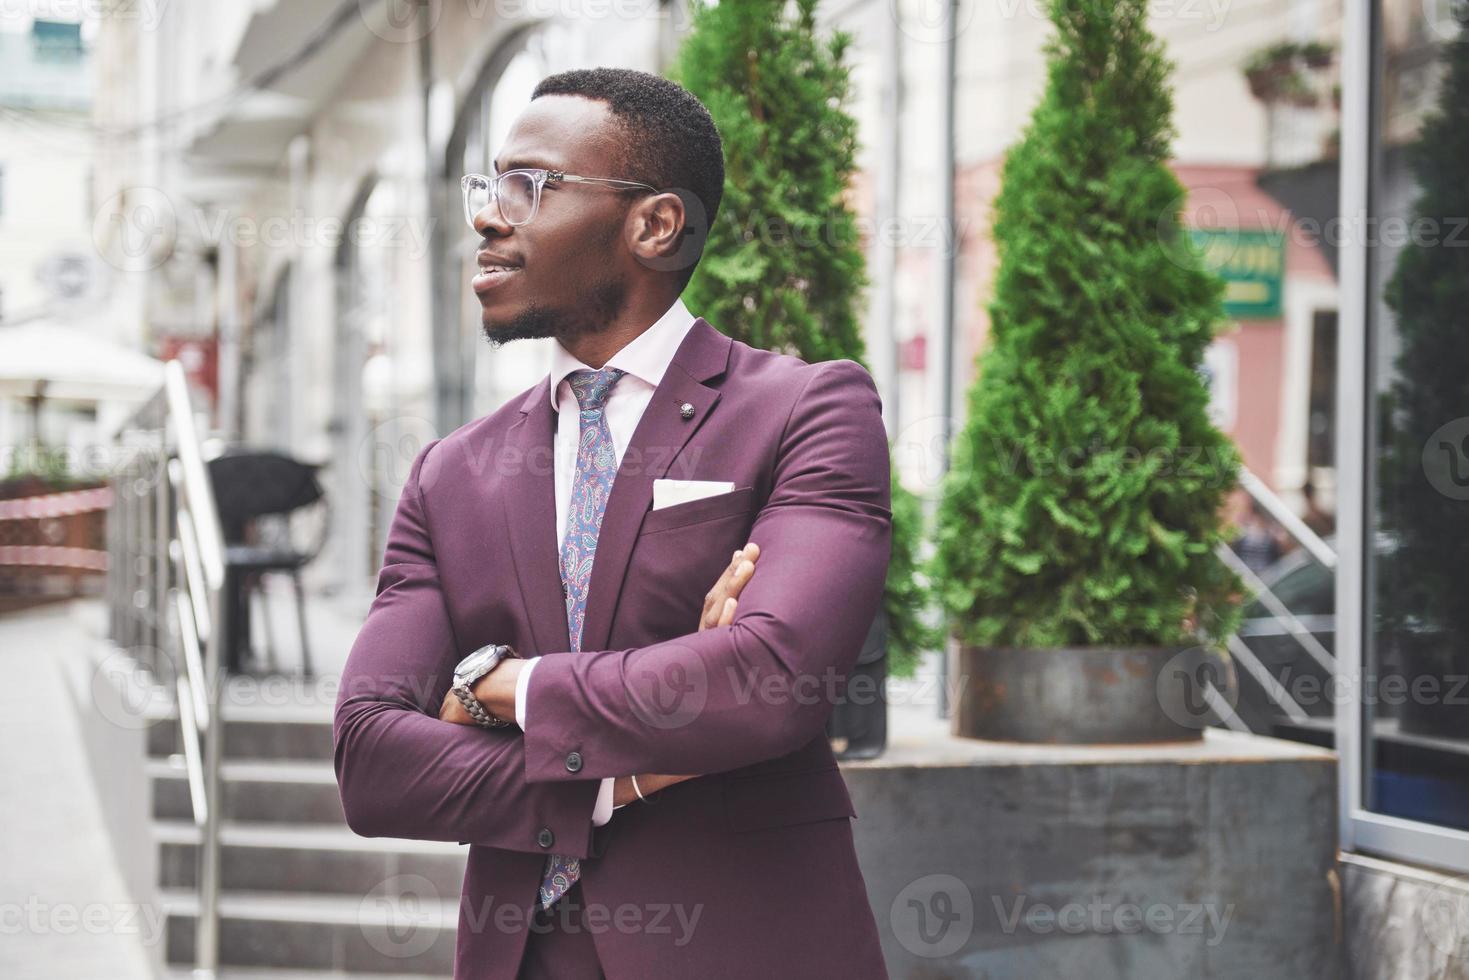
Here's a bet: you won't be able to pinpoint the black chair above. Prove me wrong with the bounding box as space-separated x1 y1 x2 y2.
206 449 329 676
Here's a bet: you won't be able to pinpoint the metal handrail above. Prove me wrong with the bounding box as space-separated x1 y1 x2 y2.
1217 469 1341 734
1238 468 1337 570
1218 544 1338 675
107 359 226 978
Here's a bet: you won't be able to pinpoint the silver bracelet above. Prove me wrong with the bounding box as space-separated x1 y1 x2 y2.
631 774 646 802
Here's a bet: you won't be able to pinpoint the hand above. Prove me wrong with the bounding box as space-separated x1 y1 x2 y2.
438 659 524 727
700 541 760 632
613 772 696 807
438 688 473 725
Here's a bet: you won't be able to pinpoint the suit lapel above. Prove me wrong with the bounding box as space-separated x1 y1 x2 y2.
501 378 573 658
501 317 733 658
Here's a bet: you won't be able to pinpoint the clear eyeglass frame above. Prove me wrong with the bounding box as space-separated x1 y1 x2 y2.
461 168 658 230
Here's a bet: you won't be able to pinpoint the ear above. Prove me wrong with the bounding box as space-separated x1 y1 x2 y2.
628 189 705 275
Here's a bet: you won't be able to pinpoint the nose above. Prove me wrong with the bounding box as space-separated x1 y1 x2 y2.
472 199 511 238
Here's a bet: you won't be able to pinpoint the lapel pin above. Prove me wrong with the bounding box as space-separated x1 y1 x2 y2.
679 402 695 420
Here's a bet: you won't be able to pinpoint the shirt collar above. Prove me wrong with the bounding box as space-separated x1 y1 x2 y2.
547 296 697 407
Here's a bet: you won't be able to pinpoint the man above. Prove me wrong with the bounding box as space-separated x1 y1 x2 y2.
333 67 892 979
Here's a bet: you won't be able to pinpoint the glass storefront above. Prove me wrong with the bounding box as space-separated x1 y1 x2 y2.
1362 0 1469 832
1339 0 1469 869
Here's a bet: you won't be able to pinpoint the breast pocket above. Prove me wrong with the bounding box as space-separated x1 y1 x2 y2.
618 487 759 640
639 485 756 535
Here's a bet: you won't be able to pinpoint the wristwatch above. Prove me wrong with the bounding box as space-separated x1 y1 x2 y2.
451 643 520 729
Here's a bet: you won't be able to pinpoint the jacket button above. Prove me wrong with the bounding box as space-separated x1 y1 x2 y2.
537 827 555 848
565 751 583 773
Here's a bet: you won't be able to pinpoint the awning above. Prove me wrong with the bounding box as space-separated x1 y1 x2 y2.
0 320 165 403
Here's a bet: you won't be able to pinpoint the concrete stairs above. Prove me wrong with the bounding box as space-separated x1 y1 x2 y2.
147 679 465 976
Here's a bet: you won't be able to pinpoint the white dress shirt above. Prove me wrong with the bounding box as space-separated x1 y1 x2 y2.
512 296 699 825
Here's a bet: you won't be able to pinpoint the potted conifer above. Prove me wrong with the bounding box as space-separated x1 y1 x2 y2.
671 0 937 757
1377 21 1468 739
929 0 1242 744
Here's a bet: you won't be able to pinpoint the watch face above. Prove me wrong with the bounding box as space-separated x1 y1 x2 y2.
454 646 499 684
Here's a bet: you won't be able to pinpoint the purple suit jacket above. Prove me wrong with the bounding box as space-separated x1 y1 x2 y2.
333 317 892 979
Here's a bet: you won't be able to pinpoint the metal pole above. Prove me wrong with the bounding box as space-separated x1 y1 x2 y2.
873 0 903 438
216 236 240 441
935 0 959 719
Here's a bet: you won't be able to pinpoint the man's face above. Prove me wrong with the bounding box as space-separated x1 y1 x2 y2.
472 95 638 347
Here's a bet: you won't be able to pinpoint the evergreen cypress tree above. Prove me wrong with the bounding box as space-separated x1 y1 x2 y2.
1378 23 1469 691
929 0 1242 650
671 0 935 675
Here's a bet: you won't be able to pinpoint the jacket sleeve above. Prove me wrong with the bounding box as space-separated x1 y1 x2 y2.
332 438 603 857
522 358 893 782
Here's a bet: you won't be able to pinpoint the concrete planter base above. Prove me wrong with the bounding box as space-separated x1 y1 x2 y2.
952 644 1205 744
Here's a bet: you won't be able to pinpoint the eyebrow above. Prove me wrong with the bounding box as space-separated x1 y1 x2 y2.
492 157 557 174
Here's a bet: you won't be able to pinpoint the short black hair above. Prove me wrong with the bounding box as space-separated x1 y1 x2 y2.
532 67 724 291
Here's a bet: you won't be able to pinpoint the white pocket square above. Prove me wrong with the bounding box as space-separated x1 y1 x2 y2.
652 478 736 511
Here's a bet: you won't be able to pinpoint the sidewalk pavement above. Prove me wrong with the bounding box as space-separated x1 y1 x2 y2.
0 600 157 980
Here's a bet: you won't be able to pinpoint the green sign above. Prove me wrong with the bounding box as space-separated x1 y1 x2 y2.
1188 228 1285 319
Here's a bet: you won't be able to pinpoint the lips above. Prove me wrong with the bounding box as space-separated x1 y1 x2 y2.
472 255 522 295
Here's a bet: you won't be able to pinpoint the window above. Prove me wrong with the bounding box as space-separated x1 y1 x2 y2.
1337 0 1469 871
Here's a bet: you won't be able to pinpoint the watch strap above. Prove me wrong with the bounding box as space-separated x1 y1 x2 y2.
452 681 512 728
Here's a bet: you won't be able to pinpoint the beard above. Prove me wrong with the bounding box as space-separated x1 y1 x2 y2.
481 274 628 349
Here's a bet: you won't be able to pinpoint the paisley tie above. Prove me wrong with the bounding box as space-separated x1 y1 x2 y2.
539 366 625 909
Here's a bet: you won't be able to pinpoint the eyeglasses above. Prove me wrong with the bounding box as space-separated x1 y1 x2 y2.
461 168 658 231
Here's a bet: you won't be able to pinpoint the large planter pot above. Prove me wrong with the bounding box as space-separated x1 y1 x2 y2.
951 644 1208 744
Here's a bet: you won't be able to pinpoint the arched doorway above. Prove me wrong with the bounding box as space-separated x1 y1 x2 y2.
436 17 669 426
332 173 434 585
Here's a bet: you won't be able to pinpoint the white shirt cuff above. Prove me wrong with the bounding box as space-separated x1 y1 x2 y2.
592 778 616 825
513 655 540 729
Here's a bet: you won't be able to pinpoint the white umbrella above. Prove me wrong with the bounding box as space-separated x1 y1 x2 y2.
0 320 166 403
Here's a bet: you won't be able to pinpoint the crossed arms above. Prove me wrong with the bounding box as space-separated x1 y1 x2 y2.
332 359 892 857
